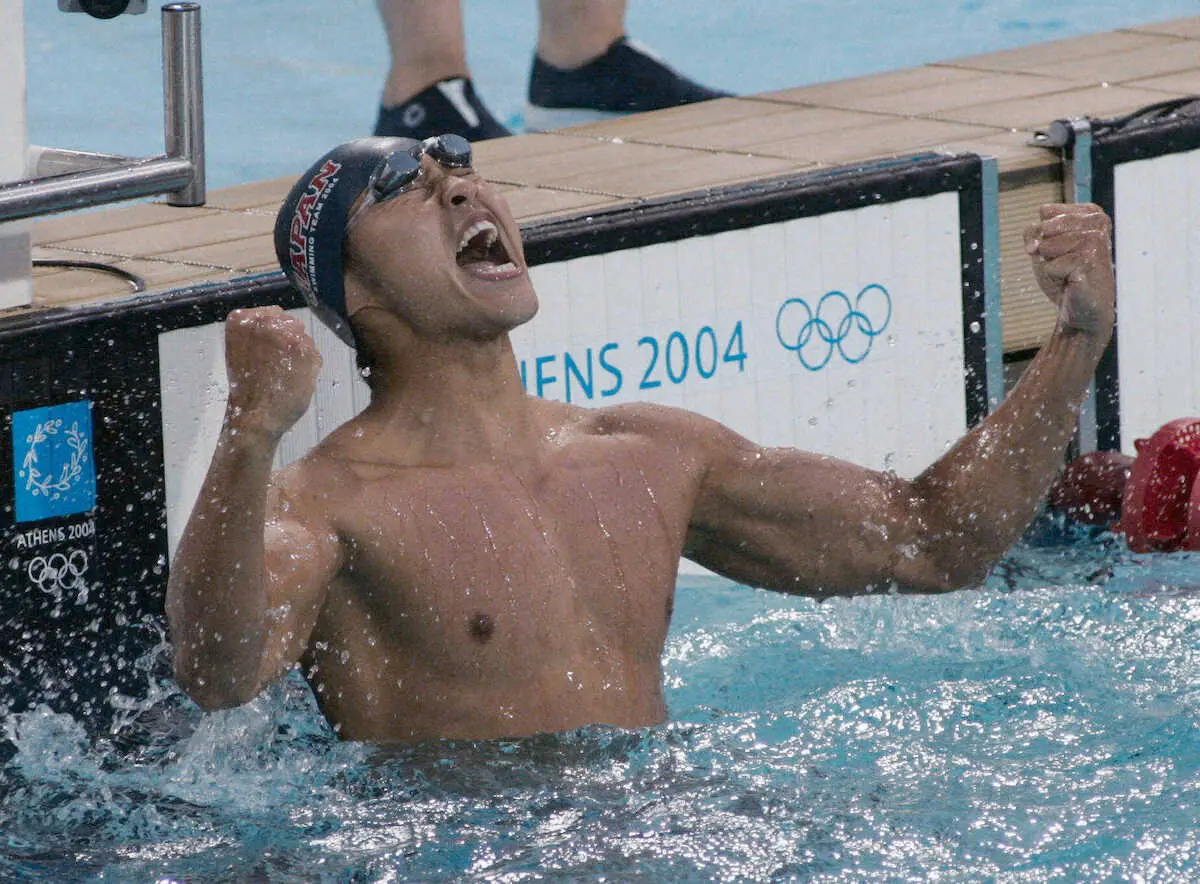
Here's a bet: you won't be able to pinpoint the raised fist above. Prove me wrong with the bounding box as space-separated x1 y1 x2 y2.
224 306 323 438
1023 203 1116 340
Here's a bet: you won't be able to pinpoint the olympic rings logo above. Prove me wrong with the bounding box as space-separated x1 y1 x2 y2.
775 284 892 371
27 549 89 597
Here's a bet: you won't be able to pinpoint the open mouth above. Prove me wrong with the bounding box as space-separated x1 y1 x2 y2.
455 219 520 278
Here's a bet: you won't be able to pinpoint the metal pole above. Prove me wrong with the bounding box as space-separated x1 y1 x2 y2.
1063 121 1100 454
980 157 1004 413
0 157 194 221
0 2 206 222
163 2 204 206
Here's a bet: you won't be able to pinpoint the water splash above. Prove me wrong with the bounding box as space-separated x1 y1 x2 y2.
4 532 1200 879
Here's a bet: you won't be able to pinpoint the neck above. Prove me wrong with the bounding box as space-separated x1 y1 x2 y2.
358 326 540 462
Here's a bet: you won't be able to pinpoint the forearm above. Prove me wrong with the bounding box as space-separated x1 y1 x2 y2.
166 414 281 707
913 322 1110 575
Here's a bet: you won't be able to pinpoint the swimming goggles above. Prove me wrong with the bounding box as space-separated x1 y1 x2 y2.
346 133 473 231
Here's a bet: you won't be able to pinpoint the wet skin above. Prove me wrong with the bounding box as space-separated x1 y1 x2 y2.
166 156 1118 743
285 402 689 741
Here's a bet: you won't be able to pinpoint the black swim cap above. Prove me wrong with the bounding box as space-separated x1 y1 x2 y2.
274 137 418 347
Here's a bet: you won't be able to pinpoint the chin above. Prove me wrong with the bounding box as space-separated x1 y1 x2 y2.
508 291 539 326
487 278 539 330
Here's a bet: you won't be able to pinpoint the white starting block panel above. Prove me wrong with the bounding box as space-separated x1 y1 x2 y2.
1109 144 1200 451
1086 113 1200 452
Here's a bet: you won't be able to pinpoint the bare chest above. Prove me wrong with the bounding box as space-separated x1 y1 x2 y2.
325 452 691 655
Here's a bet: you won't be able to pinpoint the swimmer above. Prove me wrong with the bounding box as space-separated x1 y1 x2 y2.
1048 419 1200 551
1048 449 1134 528
166 136 1117 743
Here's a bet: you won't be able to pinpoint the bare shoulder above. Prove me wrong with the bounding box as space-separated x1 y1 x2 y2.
604 401 751 441
556 400 759 465
267 444 361 526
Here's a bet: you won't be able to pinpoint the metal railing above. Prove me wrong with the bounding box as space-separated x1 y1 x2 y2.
0 2 205 223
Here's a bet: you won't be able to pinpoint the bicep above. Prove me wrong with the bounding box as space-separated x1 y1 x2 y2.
256 489 342 685
684 443 943 596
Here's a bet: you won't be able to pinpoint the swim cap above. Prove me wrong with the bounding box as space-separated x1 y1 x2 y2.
1120 418 1200 552
274 136 418 347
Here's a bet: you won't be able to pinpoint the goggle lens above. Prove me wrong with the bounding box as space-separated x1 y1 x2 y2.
372 152 422 201
372 134 473 202
423 133 472 170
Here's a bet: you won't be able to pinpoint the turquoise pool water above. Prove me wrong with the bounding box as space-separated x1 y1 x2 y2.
23 0 1200 189
4 524 1200 880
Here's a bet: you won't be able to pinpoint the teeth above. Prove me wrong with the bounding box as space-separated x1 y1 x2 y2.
473 260 519 278
457 219 498 255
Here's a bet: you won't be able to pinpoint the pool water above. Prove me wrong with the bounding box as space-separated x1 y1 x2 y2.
23 0 1200 189
3 522 1200 881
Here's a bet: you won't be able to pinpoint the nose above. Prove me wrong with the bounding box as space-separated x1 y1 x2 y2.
422 154 477 208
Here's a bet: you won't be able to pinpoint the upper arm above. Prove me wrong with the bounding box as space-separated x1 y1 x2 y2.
255 475 343 686
679 417 968 596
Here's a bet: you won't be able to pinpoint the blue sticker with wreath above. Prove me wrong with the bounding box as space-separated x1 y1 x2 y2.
13 401 98 523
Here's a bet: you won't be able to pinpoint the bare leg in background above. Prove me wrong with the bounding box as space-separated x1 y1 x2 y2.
378 0 626 107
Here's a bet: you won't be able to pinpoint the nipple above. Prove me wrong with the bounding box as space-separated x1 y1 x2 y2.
468 612 495 643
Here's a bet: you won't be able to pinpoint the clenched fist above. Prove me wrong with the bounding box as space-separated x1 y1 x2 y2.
224 306 323 438
1024 203 1116 341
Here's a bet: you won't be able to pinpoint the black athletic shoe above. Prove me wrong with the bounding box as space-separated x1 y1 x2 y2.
525 37 731 131
373 77 511 141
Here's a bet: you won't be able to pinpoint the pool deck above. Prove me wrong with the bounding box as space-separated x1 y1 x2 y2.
22 16 1200 354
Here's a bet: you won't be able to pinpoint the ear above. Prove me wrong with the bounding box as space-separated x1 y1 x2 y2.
341 247 378 320
343 275 370 319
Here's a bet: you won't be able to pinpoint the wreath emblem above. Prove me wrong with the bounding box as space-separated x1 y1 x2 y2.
20 418 90 500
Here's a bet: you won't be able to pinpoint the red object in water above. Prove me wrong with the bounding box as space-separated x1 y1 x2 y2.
1120 418 1200 552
